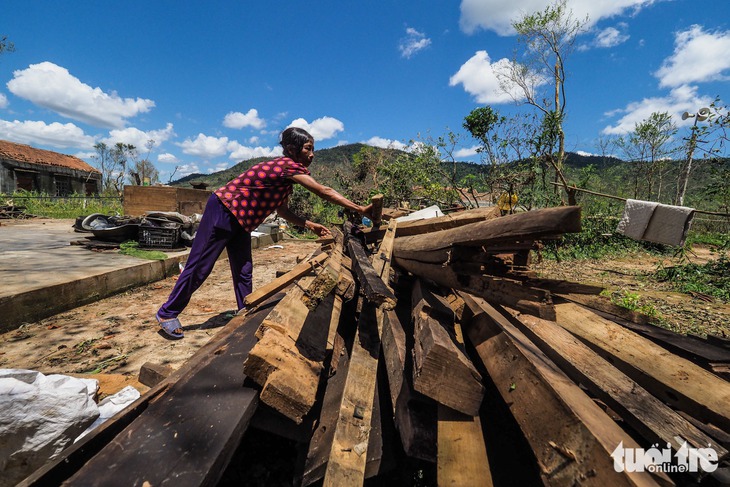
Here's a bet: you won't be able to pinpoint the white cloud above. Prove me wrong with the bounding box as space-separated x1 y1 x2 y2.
228 142 282 161
399 27 432 59
0 93 7 109
289 116 344 140
454 146 480 158
223 109 266 130
249 136 260 144
601 84 714 135
363 136 408 150
459 0 660 36
178 133 232 159
0 119 96 149
104 123 175 150
6 62 155 129
450 51 537 104
595 24 630 48
655 25 730 88
158 152 180 164
175 163 201 177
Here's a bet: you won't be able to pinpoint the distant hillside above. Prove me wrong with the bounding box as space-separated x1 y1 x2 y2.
170 144 374 190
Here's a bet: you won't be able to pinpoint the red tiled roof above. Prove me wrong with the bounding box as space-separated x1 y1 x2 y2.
0 139 99 173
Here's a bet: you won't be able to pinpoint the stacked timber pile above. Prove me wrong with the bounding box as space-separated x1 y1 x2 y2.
21 204 730 487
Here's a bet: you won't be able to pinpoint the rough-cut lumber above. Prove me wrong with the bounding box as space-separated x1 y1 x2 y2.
323 302 382 486
394 257 555 320
370 193 384 226
381 306 437 462
500 305 727 464
393 206 581 258
364 205 501 243
138 361 173 387
32 300 279 487
243 252 328 309
323 219 397 486
301 332 389 486
346 229 397 309
460 293 665 487
437 321 493 487
244 258 339 422
411 280 484 416
554 302 730 432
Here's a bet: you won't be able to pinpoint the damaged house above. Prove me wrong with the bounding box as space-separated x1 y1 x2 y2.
0 139 101 195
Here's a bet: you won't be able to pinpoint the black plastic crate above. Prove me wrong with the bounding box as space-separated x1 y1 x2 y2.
139 224 181 248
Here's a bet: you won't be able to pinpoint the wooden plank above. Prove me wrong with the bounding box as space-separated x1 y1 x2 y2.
393 257 555 320
393 206 581 257
500 305 728 465
554 302 730 432
243 252 328 309
323 219 398 486
20 298 282 487
370 193 384 226
323 301 381 486
346 225 397 309
437 321 492 486
381 306 437 462
301 333 389 486
47 300 276 487
460 293 665 487
411 280 484 416
364 206 501 243
244 265 341 422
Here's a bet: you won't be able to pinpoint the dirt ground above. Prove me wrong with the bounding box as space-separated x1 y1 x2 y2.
1 236 728 398
0 238 321 393
532 244 730 338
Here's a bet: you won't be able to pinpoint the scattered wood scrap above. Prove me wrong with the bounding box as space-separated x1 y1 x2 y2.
25 205 730 486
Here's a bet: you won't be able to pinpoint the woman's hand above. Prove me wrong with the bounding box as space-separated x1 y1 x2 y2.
360 203 373 218
306 221 332 237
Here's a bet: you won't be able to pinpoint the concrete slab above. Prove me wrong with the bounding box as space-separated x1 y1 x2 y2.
0 219 190 331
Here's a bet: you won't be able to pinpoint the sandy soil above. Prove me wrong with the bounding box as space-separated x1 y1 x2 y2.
0 238 321 390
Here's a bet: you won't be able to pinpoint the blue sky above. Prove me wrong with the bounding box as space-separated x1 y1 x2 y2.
1 0 729 181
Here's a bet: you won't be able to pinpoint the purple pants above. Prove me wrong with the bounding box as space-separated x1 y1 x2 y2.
157 194 252 319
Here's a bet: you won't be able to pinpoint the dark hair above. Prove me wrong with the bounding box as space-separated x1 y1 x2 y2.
280 127 314 157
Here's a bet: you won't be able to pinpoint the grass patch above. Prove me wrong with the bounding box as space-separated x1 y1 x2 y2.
541 214 667 261
654 254 730 302
3 191 122 219
119 241 168 260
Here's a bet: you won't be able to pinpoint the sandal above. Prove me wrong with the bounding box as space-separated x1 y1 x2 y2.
157 314 184 339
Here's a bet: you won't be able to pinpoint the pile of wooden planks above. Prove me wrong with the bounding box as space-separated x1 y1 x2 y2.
23 204 730 486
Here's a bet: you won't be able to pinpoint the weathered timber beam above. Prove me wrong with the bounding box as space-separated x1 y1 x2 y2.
243 252 328 309
460 293 666 487
323 219 398 486
28 299 280 487
370 193 384 226
499 305 728 469
392 206 581 256
346 225 396 309
323 301 382 486
554 302 730 433
380 306 437 462
436 318 493 486
411 280 484 416
364 206 501 244
393 257 555 320
301 331 389 486
244 253 341 422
